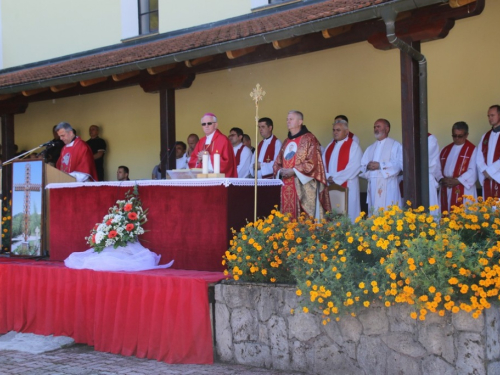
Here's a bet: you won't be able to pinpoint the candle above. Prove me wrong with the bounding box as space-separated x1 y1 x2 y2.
214 152 220 174
202 152 209 174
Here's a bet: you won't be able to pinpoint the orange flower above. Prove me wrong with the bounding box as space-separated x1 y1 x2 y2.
124 203 133 212
126 223 135 231
128 212 138 220
108 230 118 238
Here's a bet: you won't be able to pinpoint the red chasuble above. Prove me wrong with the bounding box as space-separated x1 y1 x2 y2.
188 129 237 177
56 137 98 181
274 131 330 219
439 140 475 211
257 135 278 178
481 130 500 198
323 138 353 188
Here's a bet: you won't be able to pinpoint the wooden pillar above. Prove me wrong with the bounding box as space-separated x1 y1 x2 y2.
159 88 176 178
1 113 14 200
400 41 422 207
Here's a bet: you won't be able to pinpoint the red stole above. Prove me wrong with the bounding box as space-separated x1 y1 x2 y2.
481 130 500 198
324 138 353 188
281 137 300 218
235 145 244 166
439 140 475 211
257 135 278 178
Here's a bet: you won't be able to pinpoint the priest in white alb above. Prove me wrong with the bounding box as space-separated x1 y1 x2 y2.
322 118 362 222
440 121 477 212
477 104 500 199
249 117 282 179
360 118 403 214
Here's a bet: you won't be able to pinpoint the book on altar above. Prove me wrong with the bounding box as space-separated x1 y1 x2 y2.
167 168 202 179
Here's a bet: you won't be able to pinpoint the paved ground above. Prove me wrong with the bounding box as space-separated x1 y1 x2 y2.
0 344 305 375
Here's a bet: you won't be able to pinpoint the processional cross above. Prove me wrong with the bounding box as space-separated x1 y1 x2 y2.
250 84 266 222
14 163 41 242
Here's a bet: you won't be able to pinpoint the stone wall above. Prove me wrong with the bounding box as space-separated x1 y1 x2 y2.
215 281 500 375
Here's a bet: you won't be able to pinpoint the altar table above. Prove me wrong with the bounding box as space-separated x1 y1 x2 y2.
47 179 282 271
0 258 225 364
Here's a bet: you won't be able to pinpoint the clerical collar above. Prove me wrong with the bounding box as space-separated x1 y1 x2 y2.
66 136 77 147
492 126 500 133
264 135 274 141
288 125 310 140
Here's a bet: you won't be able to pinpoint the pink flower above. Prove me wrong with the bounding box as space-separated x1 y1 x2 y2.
126 224 134 232
128 212 138 220
124 204 133 212
108 230 118 238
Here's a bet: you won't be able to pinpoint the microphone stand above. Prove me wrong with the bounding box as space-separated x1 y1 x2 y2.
2 142 50 166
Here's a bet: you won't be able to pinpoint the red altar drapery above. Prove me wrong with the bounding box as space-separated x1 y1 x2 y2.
47 181 281 271
0 259 225 364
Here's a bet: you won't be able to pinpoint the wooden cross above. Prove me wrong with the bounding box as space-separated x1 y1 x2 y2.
14 163 41 242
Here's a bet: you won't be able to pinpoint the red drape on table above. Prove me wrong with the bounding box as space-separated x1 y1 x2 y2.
49 185 280 271
0 259 225 364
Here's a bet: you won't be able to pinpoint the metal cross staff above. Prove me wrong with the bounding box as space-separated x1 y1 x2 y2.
250 84 266 222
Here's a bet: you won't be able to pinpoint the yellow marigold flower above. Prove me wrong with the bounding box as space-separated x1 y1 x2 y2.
448 277 459 285
346 291 352 297
336 273 342 279
385 301 391 307
302 306 309 313
409 264 416 271
270 278 276 282
410 312 417 319
428 286 436 294
242 235 247 240
233 275 240 280
363 301 370 307
359 282 365 289
340 257 347 262
347 237 354 243
428 258 436 265
445 251 453 258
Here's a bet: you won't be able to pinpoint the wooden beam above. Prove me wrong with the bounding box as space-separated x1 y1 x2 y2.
185 56 213 68
449 0 476 7
80 77 108 87
22 88 49 96
226 46 257 60
272 36 301 50
0 94 16 101
50 83 78 92
112 71 140 81
146 64 176 75
140 73 196 93
322 25 351 39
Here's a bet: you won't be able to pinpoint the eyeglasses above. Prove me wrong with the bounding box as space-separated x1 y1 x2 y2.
201 122 215 126
452 134 466 139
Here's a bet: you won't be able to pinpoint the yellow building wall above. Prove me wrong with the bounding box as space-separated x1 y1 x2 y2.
13 1 500 183
160 0 251 33
1 0 122 68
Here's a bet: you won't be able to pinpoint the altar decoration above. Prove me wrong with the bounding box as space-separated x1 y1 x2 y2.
223 197 500 322
86 185 147 253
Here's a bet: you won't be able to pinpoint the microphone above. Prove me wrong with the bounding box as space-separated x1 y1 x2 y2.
40 139 63 148
160 143 177 167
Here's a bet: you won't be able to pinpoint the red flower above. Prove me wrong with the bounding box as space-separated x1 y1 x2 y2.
106 219 112 226
124 204 133 212
128 212 138 220
108 230 118 238
126 223 135 232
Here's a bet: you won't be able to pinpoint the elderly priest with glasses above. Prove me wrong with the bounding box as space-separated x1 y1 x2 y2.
188 113 237 177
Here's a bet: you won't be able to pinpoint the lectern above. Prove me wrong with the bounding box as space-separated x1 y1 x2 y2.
10 160 75 256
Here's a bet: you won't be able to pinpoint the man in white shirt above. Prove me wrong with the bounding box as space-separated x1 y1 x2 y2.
249 117 282 179
228 127 252 178
322 118 362 222
174 141 188 169
360 119 403 213
440 121 477 212
477 104 500 199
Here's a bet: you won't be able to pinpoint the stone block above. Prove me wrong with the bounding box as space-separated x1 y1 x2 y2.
258 321 269 345
456 332 485 375
290 340 313 373
288 312 321 341
312 336 364 375
357 336 388 375
358 307 389 336
223 283 257 309
215 303 233 361
338 315 363 343
418 323 455 364
386 350 420 375
233 342 272 368
256 286 276 322
268 316 290 370
387 304 417 333
214 283 225 303
422 355 456 375
280 287 301 316
231 307 258 342
487 361 500 375
486 307 500 360
382 333 427 358
452 310 484 333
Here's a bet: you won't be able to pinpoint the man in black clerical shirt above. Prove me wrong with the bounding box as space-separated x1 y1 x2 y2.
86 124 107 181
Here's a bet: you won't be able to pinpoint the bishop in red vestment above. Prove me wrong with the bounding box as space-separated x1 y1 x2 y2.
55 122 98 182
273 111 330 219
188 113 237 178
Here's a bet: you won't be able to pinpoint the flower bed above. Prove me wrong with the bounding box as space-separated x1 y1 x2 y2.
223 197 500 322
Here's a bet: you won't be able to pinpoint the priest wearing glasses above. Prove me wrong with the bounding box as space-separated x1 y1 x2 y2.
188 113 237 177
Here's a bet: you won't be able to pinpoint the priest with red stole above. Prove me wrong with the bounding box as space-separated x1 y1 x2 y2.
188 113 237 178
55 122 98 182
322 119 362 223
249 117 282 179
477 104 500 199
440 121 477 212
273 110 331 219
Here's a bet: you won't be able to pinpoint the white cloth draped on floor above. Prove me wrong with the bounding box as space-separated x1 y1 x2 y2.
64 241 174 271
